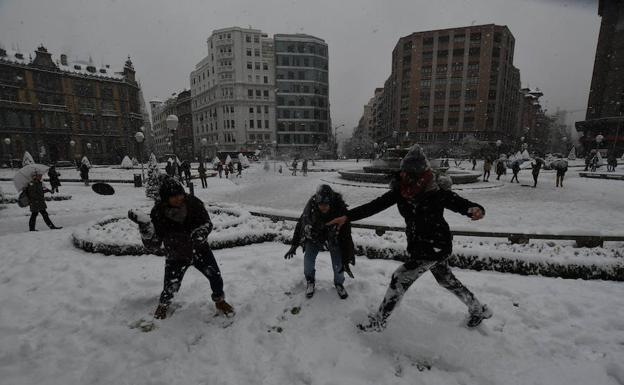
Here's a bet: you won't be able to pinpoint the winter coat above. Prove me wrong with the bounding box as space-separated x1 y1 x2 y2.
302 160 308 171
347 174 484 260
512 163 521 174
146 195 213 262
496 161 506 175
531 160 542 176
48 167 61 188
165 162 174 176
79 163 89 180
198 164 207 177
483 160 492 172
25 180 48 212
291 193 355 268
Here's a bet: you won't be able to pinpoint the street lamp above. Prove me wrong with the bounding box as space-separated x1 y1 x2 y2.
134 131 145 181
69 139 76 167
201 138 208 162
3 137 12 169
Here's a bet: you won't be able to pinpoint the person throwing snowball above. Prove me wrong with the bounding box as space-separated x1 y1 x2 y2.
327 144 491 331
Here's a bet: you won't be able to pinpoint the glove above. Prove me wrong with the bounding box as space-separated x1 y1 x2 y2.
128 209 151 225
191 225 211 245
284 245 297 259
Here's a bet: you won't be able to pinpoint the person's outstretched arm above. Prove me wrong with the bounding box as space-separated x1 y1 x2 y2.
440 189 485 221
327 190 398 230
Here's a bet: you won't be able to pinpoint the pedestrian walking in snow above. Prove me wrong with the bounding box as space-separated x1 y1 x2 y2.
25 172 62 231
48 165 61 193
292 160 298 176
198 162 208 188
285 184 355 299
302 159 308 177
165 160 174 177
79 162 90 186
228 162 234 177
554 160 568 188
327 145 491 331
224 163 230 179
510 161 520 183
129 177 234 320
236 162 242 178
531 158 543 187
217 162 223 178
495 159 506 181
483 158 492 182
278 165 283 174
182 161 192 185
472 158 477 170
607 152 617 172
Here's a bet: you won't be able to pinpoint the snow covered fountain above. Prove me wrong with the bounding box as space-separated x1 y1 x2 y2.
338 148 481 185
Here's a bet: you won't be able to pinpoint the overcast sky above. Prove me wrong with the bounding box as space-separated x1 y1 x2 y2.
0 0 600 140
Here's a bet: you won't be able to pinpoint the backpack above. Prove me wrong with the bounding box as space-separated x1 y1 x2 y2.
17 190 30 208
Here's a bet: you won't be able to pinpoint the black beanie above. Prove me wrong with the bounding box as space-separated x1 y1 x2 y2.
315 184 334 204
159 177 185 202
400 144 430 174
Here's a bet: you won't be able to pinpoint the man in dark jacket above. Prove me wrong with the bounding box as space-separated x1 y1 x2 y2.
531 158 542 187
26 172 62 231
48 165 61 193
79 162 90 186
328 145 491 331
129 177 233 320
236 162 243 178
510 161 520 183
284 184 355 299
198 162 208 188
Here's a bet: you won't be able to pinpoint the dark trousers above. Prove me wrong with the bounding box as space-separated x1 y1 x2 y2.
483 170 490 181
29 210 54 230
510 172 519 183
375 257 480 324
532 172 539 187
200 176 207 188
159 249 224 305
556 172 565 187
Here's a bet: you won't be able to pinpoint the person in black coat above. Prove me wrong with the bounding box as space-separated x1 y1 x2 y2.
198 162 208 188
79 162 90 186
531 158 542 187
285 185 355 299
48 165 61 193
25 172 62 231
510 161 521 183
328 145 491 331
236 162 243 178
129 177 233 319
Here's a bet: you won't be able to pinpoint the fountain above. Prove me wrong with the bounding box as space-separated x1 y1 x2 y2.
338 148 481 184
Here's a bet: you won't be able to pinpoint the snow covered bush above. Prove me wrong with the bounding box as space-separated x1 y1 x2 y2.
120 156 133 169
145 153 161 200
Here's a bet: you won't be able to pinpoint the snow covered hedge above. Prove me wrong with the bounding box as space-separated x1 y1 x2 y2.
1 194 72 204
73 207 624 281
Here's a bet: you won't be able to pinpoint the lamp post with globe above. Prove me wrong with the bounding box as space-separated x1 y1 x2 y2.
86 142 92 161
134 131 145 181
201 138 208 163
3 138 12 169
69 140 76 168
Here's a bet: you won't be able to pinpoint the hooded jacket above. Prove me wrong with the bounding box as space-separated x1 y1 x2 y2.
346 173 484 260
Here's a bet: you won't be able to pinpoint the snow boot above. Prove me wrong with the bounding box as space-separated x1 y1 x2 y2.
215 298 235 317
466 304 493 328
357 313 386 333
154 304 168 320
305 281 315 299
335 283 348 299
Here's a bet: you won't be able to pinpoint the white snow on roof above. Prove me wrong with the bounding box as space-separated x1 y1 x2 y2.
0 49 29 65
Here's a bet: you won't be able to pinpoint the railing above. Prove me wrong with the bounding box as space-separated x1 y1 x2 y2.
249 211 624 248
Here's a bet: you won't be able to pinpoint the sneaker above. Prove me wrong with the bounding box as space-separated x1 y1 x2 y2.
215 299 235 317
335 283 348 299
154 304 168 320
357 314 386 333
466 304 493 328
305 281 315 298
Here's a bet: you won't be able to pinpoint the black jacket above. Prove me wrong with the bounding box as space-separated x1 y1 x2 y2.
291 193 355 268
147 195 213 261
48 167 61 187
25 180 49 213
347 176 484 260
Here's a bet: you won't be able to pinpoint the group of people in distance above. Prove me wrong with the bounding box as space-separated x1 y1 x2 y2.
129 145 492 330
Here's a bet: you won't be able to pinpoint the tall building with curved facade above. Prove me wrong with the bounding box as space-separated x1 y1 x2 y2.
274 34 330 154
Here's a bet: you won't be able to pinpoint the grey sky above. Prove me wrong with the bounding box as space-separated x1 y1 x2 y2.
0 0 600 140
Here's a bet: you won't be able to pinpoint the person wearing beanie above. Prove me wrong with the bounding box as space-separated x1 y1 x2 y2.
327 144 491 331
284 184 355 299
128 176 234 320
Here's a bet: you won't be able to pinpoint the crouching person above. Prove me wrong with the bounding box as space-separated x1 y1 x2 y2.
328 145 491 331
129 177 234 319
284 184 355 299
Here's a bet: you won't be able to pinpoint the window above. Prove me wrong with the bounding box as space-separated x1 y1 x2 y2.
248 89 253 98
437 50 448 58
254 49 260 57
470 33 482 42
454 34 465 43
423 37 434 47
453 49 464 57
263 76 268 84
422 51 433 60
246 35 251 43
264 105 269 113
263 63 268 70
249 120 254 128
265 120 269 129
257 120 262 128
231 120 235 129
263 90 269 98
249 107 254 113
469 47 480 56
438 35 449 44
247 49 252 56
255 62 261 70
256 90 261 98
254 35 260 43
247 62 252 69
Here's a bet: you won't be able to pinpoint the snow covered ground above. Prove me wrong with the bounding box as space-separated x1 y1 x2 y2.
1 162 624 384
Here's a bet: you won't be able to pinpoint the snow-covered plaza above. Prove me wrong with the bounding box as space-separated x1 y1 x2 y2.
1 160 623 385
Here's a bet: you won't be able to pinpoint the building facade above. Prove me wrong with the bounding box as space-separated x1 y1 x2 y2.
190 27 276 157
0 45 145 164
274 34 330 155
381 24 521 148
576 0 624 156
